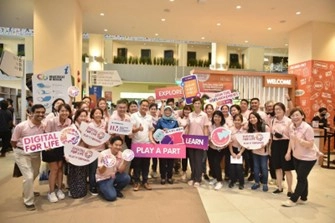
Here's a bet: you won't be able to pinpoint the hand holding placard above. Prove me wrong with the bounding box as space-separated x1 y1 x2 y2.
122 149 135 161
102 154 116 168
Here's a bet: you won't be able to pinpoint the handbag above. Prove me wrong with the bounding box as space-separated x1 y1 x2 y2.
12 162 22 178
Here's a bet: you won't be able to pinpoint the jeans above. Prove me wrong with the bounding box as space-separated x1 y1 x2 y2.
253 154 269 184
88 159 98 190
97 172 131 201
290 157 316 202
14 149 41 205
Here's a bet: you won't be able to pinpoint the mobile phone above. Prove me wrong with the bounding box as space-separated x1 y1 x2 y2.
181 74 201 104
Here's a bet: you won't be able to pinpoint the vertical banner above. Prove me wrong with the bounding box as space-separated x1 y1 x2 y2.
89 85 102 106
181 74 201 104
32 65 72 113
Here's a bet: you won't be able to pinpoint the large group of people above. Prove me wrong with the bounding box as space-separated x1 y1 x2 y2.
6 93 324 211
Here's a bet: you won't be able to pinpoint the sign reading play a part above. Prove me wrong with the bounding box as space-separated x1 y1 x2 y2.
89 70 122 87
0 51 24 77
131 143 186 158
32 65 72 113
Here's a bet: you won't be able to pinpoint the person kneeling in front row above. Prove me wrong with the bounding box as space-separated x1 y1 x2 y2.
96 136 130 201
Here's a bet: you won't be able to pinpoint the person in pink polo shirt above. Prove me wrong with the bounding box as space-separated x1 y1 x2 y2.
11 104 46 211
282 108 318 207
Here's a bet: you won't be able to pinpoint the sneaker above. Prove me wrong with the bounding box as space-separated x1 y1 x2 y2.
143 183 152 190
56 189 65 200
133 183 140 191
148 174 152 179
193 182 200 187
228 182 234 188
116 191 124 198
161 179 166 185
287 192 293 197
68 191 72 197
282 200 296 207
48 192 58 203
33 192 40 197
262 185 268 192
298 199 308 204
181 172 187 181
214 182 223 190
188 180 194 186
24 203 36 211
203 174 210 181
251 183 260 190
239 185 244 190
89 187 98 196
167 178 174 184
272 188 283 195
151 171 158 178
209 179 217 186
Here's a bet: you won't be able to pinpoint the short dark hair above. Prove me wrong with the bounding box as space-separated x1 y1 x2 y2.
140 99 149 105
149 103 158 110
250 98 260 103
230 104 241 113
73 109 88 123
109 135 123 145
26 96 33 101
90 107 104 119
6 98 13 105
318 107 327 113
192 96 202 104
274 102 286 113
31 104 45 113
166 98 175 105
240 99 249 105
0 100 9 110
211 110 225 126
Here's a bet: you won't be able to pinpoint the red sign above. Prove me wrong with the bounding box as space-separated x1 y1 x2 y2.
155 86 184 100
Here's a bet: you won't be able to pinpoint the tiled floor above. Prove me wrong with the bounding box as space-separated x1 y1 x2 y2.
1 151 335 223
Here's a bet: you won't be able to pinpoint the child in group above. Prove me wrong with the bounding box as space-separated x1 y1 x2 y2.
228 114 246 190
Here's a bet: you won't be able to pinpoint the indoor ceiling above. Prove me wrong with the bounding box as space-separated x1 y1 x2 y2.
0 0 335 48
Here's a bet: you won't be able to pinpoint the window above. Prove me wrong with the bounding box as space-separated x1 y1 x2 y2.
17 44 25 56
117 48 127 58
141 49 151 58
164 50 174 59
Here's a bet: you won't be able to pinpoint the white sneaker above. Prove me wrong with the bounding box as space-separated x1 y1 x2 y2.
151 171 158 178
56 189 65 200
48 192 58 203
148 174 152 179
181 172 187 181
214 182 223 190
209 179 217 186
193 182 200 188
281 200 296 207
188 180 194 186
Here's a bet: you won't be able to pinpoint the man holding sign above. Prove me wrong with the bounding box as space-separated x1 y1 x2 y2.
11 104 46 211
96 136 131 201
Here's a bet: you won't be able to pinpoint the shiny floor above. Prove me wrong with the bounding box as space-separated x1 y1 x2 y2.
1 151 335 223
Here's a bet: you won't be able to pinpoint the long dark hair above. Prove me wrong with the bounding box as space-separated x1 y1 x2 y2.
247 112 264 133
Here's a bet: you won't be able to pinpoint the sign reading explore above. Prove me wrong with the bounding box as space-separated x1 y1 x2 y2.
131 143 186 158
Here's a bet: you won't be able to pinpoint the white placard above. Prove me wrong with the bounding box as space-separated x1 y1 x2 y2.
108 120 132 135
230 155 243 164
67 86 80 97
101 153 117 168
0 51 24 77
79 122 110 146
32 65 72 113
64 144 100 166
89 70 122 87
235 132 271 150
122 149 135 161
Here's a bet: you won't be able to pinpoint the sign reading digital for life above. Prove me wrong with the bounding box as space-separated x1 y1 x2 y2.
32 65 72 113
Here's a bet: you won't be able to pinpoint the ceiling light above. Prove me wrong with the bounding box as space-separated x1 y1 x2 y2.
267 27 272 31
245 40 248 43
217 23 221 26
155 33 159 36
104 29 108 32
296 11 301 15
236 5 241 9
169 0 175 2
285 43 288 46
100 13 104 16
161 18 166 22
201 37 205 40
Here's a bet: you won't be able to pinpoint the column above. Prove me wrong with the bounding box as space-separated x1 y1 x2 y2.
34 0 82 98
288 21 335 126
244 47 265 71
210 42 227 70
178 43 187 67
88 34 105 71
104 39 113 64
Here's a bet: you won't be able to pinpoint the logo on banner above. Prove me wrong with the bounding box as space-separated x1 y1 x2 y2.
235 132 271 150
64 144 100 166
131 143 186 158
59 125 81 146
108 120 132 135
182 135 209 149
153 127 184 144
210 127 231 148
79 122 110 146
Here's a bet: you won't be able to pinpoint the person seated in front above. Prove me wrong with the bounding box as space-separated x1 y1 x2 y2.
96 136 131 201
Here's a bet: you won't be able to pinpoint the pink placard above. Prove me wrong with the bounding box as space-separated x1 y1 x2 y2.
155 86 184 100
131 143 186 158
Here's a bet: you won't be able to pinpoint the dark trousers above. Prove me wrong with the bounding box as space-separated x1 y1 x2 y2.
0 131 11 154
223 148 230 178
151 158 158 172
201 150 208 174
159 158 174 179
88 159 98 190
230 147 244 185
68 163 88 198
207 147 224 181
188 148 203 182
290 157 316 202
268 155 276 179
243 149 254 175
181 148 190 172
132 157 150 184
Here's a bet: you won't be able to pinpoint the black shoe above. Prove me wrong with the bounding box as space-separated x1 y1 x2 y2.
34 192 40 197
239 185 244 190
272 188 283 195
90 187 98 196
161 179 166 185
287 192 293 197
247 175 254 181
228 182 234 188
116 191 124 198
203 174 210 181
24 203 36 211
167 178 173 184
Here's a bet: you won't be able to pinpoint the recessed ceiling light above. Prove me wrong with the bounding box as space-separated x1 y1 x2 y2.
169 0 175 2
201 37 205 40
267 27 272 31
285 43 288 46
296 11 301 15
100 13 104 16
161 18 166 22
104 29 108 32
155 33 159 36
236 5 241 9
245 40 249 43
217 23 221 26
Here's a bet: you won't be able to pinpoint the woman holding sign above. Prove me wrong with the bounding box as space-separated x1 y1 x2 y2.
247 112 270 192
67 109 89 198
282 108 317 207
96 136 131 201
187 97 209 187
155 106 179 184
43 104 72 203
